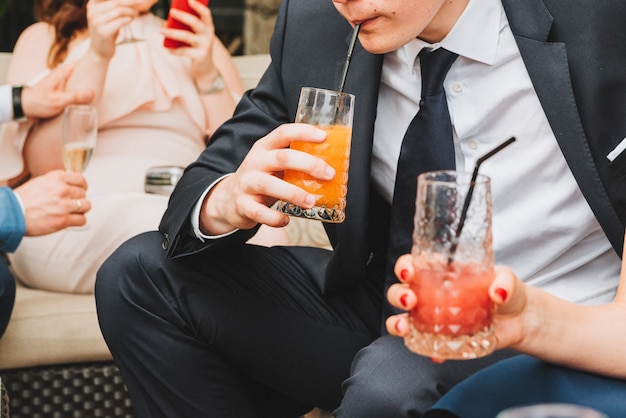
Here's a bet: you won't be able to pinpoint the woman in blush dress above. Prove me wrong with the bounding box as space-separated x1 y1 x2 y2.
4 0 289 293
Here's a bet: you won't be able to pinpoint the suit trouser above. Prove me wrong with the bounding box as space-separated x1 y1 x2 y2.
0 255 16 340
95 231 515 418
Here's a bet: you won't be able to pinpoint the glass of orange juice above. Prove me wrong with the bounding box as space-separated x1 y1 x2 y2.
404 170 497 360
276 87 355 223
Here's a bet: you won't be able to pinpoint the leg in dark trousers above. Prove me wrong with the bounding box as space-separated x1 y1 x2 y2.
95 231 382 418
335 336 517 417
96 231 517 418
0 255 16 339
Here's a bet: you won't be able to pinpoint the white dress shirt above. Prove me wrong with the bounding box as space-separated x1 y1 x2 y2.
0 84 12 123
372 0 620 304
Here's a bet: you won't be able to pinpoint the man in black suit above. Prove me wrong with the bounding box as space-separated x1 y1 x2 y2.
95 0 626 416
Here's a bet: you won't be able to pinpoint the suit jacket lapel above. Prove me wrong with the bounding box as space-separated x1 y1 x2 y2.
503 0 586 170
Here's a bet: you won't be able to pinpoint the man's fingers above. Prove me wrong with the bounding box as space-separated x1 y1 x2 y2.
70 89 95 105
263 123 327 150
56 171 88 189
70 197 92 214
48 65 75 89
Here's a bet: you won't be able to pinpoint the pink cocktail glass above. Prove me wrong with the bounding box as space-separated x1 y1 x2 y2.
404 170 497 360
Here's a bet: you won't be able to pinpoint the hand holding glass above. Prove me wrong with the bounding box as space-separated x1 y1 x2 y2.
62 105 96 229
163 0 210 49
276 87 355 223
404 170 496 360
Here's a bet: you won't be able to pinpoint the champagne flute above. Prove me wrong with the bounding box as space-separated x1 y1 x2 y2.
62 105 97 228
62 105 97 173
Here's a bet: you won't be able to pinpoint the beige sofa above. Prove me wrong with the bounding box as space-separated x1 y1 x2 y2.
0 51 331 417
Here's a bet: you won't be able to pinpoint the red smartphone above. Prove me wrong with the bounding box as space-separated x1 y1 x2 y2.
163 0 210 49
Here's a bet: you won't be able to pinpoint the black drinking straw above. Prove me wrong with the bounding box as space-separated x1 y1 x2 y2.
338 24 361 93
447 137 516 265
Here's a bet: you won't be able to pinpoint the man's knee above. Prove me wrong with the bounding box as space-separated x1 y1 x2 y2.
337 336 445 417
337 336 518 418
95 231 162 337
96 231 161 290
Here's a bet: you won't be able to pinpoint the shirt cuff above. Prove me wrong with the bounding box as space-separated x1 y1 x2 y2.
191 173 239 241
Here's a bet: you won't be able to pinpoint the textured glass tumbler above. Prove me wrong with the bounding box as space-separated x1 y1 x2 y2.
404 170 496 360
496 404 608 418
277 87 355 223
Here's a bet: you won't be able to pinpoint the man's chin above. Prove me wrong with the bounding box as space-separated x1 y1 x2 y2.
359 39 403 55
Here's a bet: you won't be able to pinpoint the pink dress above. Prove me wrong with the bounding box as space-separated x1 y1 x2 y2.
8 14 208 293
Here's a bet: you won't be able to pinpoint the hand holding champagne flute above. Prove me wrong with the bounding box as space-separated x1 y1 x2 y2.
163 0 211 49
62 105 97 227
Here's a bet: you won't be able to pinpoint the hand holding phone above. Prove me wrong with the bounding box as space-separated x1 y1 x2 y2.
163 0 210 49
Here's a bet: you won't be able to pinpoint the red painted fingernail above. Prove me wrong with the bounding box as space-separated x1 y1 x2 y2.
399 269 409 281
394 320 402 333
494 288 508 302
400 293 409 308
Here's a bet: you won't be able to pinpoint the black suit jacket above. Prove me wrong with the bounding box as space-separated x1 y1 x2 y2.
160 0 626 295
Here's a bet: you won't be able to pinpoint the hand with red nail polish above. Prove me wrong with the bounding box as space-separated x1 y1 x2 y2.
478 255 626 381
386 257 419 338
486 265 530 350
494 287 508 302
388 248 626 383
395 254 414 282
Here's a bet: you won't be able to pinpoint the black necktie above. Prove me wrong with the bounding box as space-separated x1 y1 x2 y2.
384 47 459 314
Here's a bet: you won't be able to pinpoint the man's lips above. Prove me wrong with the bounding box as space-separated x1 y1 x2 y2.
352 17 376 30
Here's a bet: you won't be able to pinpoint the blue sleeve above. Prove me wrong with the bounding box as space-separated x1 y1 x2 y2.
0 187 26 253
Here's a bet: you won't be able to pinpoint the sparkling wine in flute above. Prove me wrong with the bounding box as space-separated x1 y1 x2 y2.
163 0 210 49
62 105 97 174
63 143 94 173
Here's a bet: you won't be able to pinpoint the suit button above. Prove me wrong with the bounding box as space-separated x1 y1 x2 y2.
161 233 169 250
